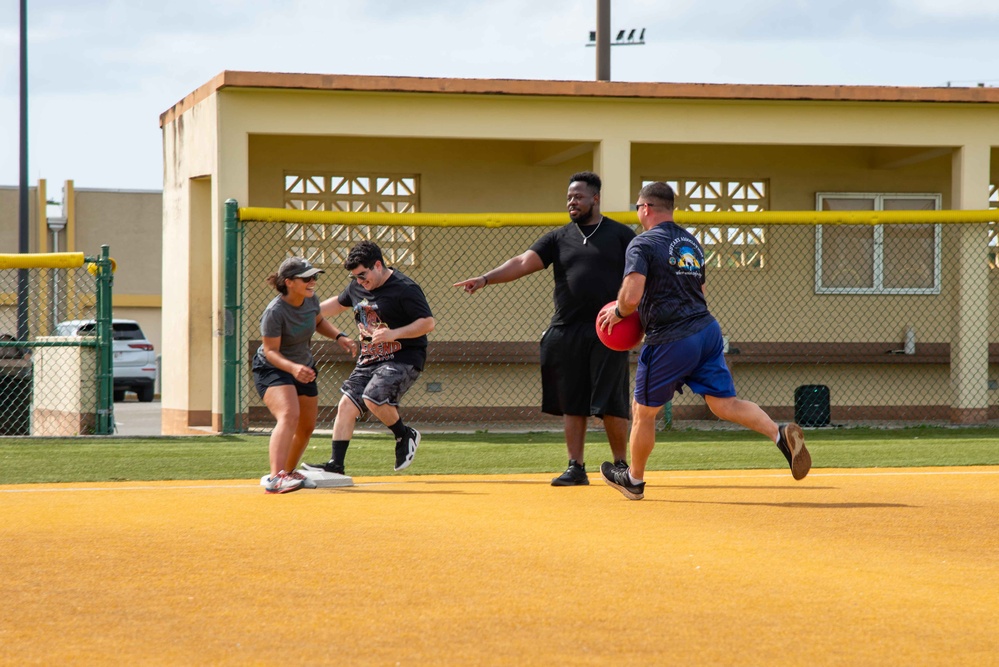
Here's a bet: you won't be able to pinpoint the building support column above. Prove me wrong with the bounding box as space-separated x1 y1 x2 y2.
950 143 991 424
593 138 631 213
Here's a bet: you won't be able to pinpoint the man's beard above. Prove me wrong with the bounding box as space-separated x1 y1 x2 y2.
570 208 596 225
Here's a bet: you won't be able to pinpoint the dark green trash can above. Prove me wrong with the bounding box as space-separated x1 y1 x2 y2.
794 384 830 427
0 363 32 435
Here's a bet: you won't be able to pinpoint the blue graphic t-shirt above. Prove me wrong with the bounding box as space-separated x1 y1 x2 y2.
623 221 716 344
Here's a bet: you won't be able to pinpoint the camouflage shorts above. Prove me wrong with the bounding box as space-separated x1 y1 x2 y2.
341 361 420 413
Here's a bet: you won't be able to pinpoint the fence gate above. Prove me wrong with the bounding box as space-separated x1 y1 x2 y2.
0 247 115 435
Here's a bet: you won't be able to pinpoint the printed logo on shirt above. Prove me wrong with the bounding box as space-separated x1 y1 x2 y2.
354 298 402 364
668 238 703 276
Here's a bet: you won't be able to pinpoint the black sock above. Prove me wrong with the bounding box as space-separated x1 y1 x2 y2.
331 440 350 467
388 418 409 442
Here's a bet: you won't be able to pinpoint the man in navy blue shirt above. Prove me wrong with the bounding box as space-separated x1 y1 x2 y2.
597 182 811 500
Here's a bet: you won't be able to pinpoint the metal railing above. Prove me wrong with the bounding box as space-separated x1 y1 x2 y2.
0 247 114 435
225 204 998 432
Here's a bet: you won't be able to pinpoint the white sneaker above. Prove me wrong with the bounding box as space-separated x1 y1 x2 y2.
286 469 317 489
263 471 304 494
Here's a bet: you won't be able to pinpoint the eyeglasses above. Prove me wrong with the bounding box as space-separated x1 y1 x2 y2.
635 202 656 211
351 269 370 282
295 275 318 283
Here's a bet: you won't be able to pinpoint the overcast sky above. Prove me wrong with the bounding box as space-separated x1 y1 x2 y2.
2 0 999 196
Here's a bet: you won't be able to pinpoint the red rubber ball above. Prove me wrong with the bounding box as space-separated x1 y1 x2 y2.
596 301 644 351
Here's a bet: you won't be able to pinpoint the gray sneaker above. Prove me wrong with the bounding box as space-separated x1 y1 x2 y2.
777 423 811 480
263 471 304 494
287 470 317 489
600 461 645 500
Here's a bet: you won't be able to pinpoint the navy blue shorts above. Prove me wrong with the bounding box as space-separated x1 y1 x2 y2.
634 319 736 408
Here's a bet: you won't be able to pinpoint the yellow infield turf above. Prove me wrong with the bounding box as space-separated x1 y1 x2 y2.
2 467 997 666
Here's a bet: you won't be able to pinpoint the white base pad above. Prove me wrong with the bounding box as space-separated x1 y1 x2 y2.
302 469 354 488
260 470 354 489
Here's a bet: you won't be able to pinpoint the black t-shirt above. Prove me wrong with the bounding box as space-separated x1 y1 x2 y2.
529 216 636 326
338 270 434 371
624 221 715 344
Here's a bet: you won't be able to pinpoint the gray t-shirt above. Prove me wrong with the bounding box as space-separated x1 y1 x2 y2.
255 294 321 367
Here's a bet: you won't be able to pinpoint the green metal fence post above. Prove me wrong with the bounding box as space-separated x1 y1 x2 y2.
94 245 114 434
662 400 672 431
222 199 241 433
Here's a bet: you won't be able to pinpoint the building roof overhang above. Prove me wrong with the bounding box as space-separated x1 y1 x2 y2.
160 70 999 127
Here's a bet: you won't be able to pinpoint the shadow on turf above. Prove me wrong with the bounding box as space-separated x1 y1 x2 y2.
667 484 835 491
646 499 914 508
327 488 487 495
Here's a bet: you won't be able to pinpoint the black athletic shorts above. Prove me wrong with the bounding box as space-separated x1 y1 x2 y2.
539 321 631 419
251 354 319 399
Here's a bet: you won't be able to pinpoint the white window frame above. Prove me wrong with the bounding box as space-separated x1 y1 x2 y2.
989 183 999 271
815 192 942 295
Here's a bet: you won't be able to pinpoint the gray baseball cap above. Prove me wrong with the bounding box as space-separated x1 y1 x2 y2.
278 257 325 280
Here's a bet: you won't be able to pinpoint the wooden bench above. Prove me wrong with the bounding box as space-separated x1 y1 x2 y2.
249 340 999 365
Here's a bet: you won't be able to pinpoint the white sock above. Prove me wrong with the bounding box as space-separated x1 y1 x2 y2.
628 471 643 485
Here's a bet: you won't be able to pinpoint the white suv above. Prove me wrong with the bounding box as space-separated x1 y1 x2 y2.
55 319 157 402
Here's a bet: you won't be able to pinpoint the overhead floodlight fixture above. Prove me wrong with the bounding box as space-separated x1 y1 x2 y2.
585 27 646 46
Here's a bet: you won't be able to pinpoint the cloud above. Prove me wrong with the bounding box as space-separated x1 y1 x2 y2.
2 0 999 190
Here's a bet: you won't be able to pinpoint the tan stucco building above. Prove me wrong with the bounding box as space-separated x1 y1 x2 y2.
160 71 999 434
0 183 163 359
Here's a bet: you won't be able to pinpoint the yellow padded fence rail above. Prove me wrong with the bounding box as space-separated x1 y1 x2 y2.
0 252 85 270
239 207 999 227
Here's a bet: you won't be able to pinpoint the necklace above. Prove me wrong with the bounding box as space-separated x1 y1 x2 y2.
577 216 604 245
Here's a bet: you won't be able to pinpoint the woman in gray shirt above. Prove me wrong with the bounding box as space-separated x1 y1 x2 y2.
252 257 357 494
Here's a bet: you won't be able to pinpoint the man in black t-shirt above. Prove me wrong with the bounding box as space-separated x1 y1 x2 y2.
303 241 435 476
455 171 636 486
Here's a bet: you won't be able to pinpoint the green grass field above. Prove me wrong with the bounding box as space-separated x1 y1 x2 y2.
1 426 997 484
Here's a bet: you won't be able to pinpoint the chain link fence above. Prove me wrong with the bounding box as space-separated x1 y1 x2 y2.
0 250 114 436
231 210 997 432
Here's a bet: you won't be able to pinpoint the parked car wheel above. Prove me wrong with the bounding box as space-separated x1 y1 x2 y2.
113 389 126 402
137 385 155 402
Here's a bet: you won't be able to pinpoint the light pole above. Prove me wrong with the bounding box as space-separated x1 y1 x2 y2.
589 0 645 81
17 0 29 341
47 215 67 328
596 0 610 81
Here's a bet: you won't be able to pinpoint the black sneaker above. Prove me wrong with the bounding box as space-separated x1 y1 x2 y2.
777 423 811 480
394 428 421 471
600 461 645 500
613 459 629 471
301 460 345 475
551 460 589 486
